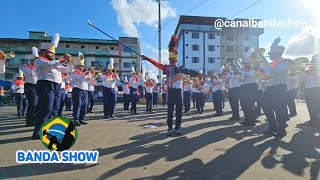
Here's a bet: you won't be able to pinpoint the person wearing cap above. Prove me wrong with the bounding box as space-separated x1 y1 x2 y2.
32 33 73 140
152 81 159 107
161 77 168 106
257 37 292 137
256 78 265 117
70 52 90 126
101 58 120 118
87 67 97 113
145 76 154 112
19 47 38 126
226 66 241 121
211 73 224 116
0 50 7 74
11 73 27 118
57 73 68 117
122 76 131 110
287 72 299 118
129 67 141 115
183 75 192 113
141 35 206 136
65 80 73 111
304 52 320 127
239 48 258 127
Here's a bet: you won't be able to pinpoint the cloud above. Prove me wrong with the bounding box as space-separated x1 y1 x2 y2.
141 43 169 78
284 26 320 58
111 0 176 37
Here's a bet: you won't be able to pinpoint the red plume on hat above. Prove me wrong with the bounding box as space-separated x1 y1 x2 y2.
168 35 179 60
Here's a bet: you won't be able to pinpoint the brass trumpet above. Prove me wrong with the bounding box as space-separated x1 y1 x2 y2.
0 51 15 60
251 48 275 80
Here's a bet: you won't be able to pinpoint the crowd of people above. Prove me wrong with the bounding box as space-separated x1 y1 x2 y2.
0 34 319 139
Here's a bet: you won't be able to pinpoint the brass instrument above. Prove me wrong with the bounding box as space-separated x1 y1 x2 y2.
251 48 276 80
0 51 15 60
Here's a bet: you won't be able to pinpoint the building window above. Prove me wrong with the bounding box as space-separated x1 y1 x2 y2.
245 34 250 41
192 44 199 51
66 45 70 48
226 58 234 63
96 46 100 49
186 32 188 34
73 47 78 49
192 32 199 39
186 44 188 46
88 47 93 51
81 46 85 49
5 73 13 80
208 57 215 64
244 46 250 52
208 45 215 51
20 59 29 65
192 57 199 63
208 33 215 39
91 61 99 68
226 46 234 52
226 34 234 41
123 62 131 68
110 47 115 50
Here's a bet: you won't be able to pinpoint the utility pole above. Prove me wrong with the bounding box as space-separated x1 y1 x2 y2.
158 0 162 82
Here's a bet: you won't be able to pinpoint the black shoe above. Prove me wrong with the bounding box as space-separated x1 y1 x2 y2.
80 121 87 125
275 131 287 137
31 134 40 140
264 129 276 135
88 111 93 113
74 122 81 126
240 121 255 127
134 112 138 115
174 129 181 136
104 115 109 119
167 129 172 136
110 115 115 119
26 124 33 127
213 113 223 117
229 117 240 121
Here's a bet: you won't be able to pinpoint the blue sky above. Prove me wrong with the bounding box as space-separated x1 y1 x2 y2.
2 0 320 74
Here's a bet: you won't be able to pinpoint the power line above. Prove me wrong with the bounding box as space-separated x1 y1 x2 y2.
162 0 213 28
230 0 264 19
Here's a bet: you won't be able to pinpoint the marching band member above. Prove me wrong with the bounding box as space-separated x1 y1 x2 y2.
239 49 258 126
153 81 159 107
141 35 206 136
122 76 131 110
183 75 192 113
57 73 67 117
129 67 141 115
287 72 299 118
257 37 292 136
226 67 241 120
71 52 90 126
11 73 27 118
0 86 4 107
256 78 265 117
304 53 320 127
32 33 73 140
65 81 73 111
193 75 205 114
19 47 38 126
0 50 7 74
145 75 154 112
87 67 97 113
161 77 168 106
211 73 224 116
101 58 119 118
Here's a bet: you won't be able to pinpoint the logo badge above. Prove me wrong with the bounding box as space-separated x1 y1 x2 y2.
40 117 78 151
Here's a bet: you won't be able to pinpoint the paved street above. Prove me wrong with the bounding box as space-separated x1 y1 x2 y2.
0 101 319 180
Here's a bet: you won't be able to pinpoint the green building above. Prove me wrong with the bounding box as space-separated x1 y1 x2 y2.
0 31 141 81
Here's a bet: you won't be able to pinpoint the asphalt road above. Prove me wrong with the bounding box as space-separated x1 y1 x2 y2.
0 101 319 180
